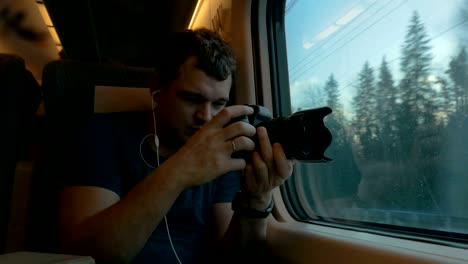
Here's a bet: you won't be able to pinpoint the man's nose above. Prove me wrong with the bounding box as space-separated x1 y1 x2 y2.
195 103 213 123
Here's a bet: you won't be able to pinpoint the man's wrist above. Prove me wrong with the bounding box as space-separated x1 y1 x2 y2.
239 192 272 210
231 192 274 218
154 160 187 192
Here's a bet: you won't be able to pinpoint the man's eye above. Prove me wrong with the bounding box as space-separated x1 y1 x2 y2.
183 95 202 103
213 102 226 108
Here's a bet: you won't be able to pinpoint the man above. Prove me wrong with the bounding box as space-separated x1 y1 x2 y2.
58 28 294 263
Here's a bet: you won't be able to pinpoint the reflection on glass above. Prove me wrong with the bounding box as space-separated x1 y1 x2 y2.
285 0 468 235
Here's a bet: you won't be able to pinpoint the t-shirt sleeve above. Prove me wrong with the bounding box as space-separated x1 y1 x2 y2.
213 170 241 203
55 114 122 196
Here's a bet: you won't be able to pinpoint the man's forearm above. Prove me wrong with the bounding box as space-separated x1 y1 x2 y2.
61 163 184 263
220 193 272 261
219 213 271 264
224 213 268 246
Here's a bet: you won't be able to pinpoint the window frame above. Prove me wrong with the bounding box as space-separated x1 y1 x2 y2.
258 0 468 250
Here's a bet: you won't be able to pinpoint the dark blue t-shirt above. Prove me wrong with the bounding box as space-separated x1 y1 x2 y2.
60 112 240 263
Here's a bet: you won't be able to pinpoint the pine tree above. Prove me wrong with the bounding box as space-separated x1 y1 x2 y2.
309 75 360 208
324 74 343 119
323 74 346 147
397 11 436 159
447 47 468 118
352 61 377 160
435 76 453 125
396 11 440 211
375 57 399 161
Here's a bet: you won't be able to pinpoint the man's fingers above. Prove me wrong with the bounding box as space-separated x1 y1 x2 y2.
228 136 255 153
257 127 274 167
273 143 293 180
223 122 256 141
252 151 270 188
208 105 254 128
229 157 247 172
243 163 257 192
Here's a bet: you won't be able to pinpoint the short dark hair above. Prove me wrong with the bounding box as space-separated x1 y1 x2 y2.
153 28 236 87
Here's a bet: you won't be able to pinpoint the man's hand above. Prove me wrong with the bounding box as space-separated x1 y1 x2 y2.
241 127 295 210
167 105 256 188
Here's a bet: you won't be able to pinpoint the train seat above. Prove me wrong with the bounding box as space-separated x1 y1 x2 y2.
0 53 42 254
28 59 154 253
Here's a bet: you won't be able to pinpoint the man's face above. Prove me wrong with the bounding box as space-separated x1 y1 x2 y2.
154 56 232 150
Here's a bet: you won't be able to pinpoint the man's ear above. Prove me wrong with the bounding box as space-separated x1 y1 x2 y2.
150 89 160 110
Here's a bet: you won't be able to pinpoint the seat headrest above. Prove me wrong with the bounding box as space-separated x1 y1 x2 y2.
42 60 155 121
0 54 25 70
0 53 41 116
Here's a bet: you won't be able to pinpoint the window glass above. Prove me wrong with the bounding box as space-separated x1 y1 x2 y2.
284 0 468 237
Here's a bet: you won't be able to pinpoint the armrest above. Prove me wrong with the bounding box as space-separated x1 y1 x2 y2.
0 251 94 264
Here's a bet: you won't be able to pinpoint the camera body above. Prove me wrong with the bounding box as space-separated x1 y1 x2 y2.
228 105 333 162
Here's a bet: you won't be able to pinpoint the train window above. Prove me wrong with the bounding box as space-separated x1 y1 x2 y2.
282 0 468 244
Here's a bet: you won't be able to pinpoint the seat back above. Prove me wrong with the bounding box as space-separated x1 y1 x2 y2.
28 60 153 253
0 54 41 253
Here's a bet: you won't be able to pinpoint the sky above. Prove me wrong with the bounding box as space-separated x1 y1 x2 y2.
285 0 467 114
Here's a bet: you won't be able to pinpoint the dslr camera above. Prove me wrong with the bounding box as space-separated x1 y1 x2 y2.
228 105 333 162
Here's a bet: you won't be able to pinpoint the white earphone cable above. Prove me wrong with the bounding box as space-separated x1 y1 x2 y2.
165 216 182 264
152 91 160 167
139 134 156 169
139 91 182 264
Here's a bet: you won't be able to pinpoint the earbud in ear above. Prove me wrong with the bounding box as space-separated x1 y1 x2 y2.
151 90 159 110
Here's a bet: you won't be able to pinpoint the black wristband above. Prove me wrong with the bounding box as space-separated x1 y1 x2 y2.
231 192 274 219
